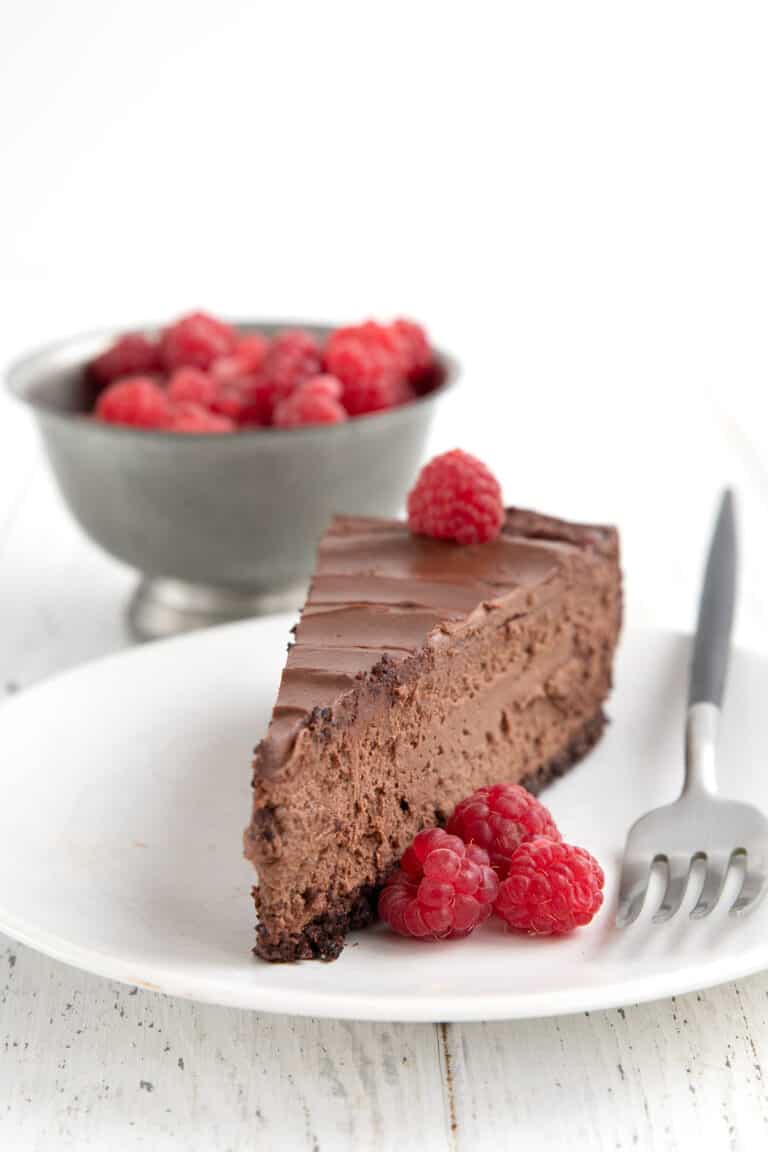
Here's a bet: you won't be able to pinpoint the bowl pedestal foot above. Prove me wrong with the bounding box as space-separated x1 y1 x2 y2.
128 577 306 640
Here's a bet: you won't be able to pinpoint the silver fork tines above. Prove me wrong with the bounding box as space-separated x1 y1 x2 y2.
616 491 768 927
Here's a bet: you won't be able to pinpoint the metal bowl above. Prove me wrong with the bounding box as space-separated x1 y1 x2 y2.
6 321 455 638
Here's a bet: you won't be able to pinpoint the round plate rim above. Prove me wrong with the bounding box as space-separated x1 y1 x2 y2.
1 621 767 1023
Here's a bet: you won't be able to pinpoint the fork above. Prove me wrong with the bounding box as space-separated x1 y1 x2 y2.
616 489 768 926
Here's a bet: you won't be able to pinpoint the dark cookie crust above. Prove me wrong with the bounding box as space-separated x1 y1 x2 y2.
253 708 606 963
520 708 606 796
254 883 379 963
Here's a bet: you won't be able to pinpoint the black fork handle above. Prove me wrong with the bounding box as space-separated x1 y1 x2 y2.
689 489 738 709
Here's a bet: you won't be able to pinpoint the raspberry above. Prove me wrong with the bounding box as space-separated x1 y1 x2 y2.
390 318 433 383
407 449 505 545
211 357 256 386
87 334 160 385
324 335 401 415
232 333 324 426
379 828 498 940
234 378 277 427
324 323 408 415
211 333 270 385
261 329 323 399
167 367 217 408
302 373 342 398
214 375 291 428
168 403 235 434
341 360 400 415
273 376 347 427
447 783 561 878
210 380 255 423
329 320 409 369
94 376 172 429
494 838 605 935
359 321 411 373
161 311 238 371
235 333 270 371
324 320 433 413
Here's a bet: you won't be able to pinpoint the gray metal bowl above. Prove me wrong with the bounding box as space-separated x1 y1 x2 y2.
6 321 455 638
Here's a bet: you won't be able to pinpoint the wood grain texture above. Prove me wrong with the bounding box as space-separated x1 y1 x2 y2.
0 940 450 1151
4 931 768 1150
443 978 768 1150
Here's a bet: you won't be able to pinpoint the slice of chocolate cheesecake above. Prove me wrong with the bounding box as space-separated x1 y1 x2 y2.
245 508 622 961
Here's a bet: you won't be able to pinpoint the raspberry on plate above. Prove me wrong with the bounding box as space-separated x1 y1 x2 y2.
87 334 161 385
94 376 172 429
407 449 504 545
168 403 235 434
494 838 605 935
379 828 498 940
167 367 217 408
161 311 239 371
273 375 347 428
447 783 561 878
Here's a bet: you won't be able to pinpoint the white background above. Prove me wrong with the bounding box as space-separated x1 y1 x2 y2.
3 1 768 646
2 2 768 1149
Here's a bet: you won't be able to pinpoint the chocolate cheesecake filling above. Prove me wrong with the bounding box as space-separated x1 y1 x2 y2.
245 509 622 961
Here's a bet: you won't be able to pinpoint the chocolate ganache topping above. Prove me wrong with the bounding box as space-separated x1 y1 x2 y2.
260 510 613 769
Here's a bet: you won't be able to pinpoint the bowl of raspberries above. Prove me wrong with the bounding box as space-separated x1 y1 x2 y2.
7 312 454 637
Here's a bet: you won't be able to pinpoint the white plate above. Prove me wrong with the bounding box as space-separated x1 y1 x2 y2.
0 619 767 1022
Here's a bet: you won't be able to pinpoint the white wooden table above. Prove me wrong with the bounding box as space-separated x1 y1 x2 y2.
2 367 768 1150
